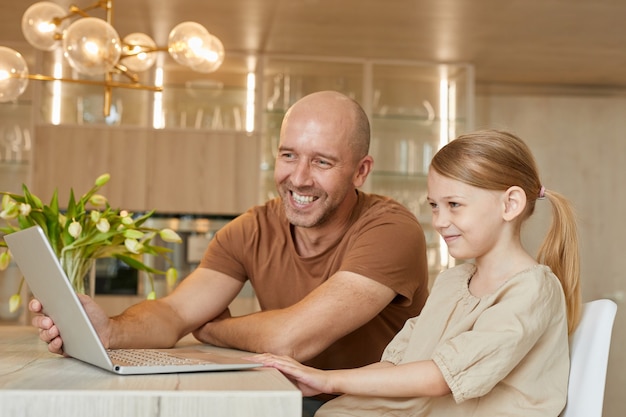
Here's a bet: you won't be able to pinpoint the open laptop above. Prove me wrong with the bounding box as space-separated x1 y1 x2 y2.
4 225 261 375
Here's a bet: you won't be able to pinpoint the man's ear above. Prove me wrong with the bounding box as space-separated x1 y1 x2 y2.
353 155 374 187
502 186 527 221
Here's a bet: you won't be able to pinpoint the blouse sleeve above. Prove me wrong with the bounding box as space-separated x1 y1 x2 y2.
432 271 566 403
381 316 417 363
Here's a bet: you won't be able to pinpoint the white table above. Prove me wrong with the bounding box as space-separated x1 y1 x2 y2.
0 326 301 417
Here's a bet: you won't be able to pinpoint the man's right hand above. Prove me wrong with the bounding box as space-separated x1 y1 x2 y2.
29 294 110 355
29 268 246 353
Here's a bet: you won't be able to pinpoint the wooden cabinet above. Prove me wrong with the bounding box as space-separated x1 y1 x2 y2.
146 129 260 214
32 125 259 215
33 125 149 210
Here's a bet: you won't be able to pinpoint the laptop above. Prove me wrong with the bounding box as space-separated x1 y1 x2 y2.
4 225 262 375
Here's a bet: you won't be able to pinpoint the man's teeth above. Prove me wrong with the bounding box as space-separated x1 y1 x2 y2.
292 192 315 204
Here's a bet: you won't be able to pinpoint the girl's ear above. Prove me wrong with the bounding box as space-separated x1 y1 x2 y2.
502 186 527 221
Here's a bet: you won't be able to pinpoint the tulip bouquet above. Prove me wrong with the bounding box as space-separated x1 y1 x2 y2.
0 173 182 313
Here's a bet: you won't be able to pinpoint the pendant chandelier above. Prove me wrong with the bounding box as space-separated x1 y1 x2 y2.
0 0 225 116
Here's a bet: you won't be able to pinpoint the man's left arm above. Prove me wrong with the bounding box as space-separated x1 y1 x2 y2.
192 270 396 361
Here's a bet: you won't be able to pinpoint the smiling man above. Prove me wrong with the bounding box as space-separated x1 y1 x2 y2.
192 91 429 369
32 90 429 415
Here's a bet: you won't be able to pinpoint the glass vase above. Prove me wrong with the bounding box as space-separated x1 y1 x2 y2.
60 251 96 298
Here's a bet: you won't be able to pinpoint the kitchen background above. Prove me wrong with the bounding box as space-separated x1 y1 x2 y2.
0 1 625 416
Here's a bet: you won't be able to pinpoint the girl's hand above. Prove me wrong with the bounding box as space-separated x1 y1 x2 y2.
249 353 334 397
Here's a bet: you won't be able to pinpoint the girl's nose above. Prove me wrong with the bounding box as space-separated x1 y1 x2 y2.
431 210 450 229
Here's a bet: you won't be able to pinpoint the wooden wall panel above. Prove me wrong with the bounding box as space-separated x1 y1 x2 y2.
31 126 260 215
32 125 149 211
146 129 260 214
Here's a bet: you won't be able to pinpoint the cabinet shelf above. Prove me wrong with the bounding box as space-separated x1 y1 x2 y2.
0 161 29 167
372 113 435 124
370 170 428 179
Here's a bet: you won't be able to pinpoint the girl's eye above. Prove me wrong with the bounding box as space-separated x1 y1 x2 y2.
429 202 438 210
449 202 460 208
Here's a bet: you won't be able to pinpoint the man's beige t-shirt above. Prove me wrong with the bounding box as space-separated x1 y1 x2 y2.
200 190 429 370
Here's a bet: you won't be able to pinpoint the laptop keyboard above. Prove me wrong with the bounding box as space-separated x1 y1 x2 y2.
108 349 212 367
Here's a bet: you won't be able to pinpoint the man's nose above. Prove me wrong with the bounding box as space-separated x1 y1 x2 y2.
291 160 314 186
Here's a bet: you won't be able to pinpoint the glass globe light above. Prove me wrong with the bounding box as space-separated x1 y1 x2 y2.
0 47 29 103
121 32 157 72
189 33 225 73
167 21 212 68
63 17 121 76
21 1 68 51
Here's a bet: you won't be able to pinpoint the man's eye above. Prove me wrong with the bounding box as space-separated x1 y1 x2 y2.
315 159 332 167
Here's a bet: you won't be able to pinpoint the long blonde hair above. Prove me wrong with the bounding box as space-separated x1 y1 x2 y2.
430 129 581 334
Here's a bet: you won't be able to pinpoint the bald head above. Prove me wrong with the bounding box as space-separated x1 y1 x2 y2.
282 91 371 161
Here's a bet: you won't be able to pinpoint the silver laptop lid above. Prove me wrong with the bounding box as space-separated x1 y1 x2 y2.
4 225 114 370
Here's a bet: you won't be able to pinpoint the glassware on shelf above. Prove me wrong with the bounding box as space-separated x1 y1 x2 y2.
1 125 32 162
0 101 31 163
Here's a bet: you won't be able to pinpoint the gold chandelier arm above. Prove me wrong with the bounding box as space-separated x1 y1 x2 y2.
120 45 167 56
113 64 139 83
104 71 112 117
69 0 110 16
51 12 79 26
51 1 109 25
51 0 111 26
15 73 163 92
67 6 92 19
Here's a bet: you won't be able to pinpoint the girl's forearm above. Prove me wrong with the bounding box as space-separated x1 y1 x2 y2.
329 360 451 398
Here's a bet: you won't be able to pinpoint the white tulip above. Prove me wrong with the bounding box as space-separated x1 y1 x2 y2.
96 218 110 233
68 220 82 238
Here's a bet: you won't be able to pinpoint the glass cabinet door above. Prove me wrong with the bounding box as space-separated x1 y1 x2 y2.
367 62 473 279
0 100 31 193
34 52 252 130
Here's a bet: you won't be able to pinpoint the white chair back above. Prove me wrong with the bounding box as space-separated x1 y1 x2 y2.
559 299 617 417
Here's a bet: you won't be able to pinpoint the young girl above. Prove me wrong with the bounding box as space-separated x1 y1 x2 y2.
252 129 581 417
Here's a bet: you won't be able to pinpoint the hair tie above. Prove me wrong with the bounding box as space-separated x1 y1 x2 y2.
538 186 546 200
